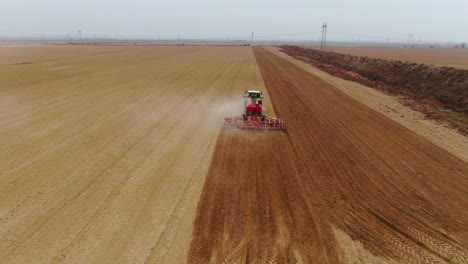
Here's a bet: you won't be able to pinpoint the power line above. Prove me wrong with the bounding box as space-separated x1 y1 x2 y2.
0 28 462 45
255 31 321 38
328 31 407 43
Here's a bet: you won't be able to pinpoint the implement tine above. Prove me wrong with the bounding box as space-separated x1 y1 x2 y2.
223 115 286 131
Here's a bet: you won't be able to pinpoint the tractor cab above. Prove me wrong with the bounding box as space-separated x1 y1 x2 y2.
244 90 265 119
245 90 263 104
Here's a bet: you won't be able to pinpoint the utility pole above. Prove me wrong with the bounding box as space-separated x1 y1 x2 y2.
321 22 327 50
324 23 327 50
251 32 254 45
321 24 324 49
407 33 413 47
178 33 180 44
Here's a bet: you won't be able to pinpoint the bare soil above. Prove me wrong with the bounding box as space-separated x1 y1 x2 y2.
188 48 468 263
0 45 264 263
266 46 468 162
2 45 467 263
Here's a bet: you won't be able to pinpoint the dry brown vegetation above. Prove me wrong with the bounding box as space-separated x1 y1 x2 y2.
326 46 468 70
280 45 468 135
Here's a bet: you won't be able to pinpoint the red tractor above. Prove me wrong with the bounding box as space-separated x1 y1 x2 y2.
243 90 265 120
224 90 286 131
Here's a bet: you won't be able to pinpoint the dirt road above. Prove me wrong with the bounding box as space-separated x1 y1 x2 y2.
0 45 266 263
189 48 468 263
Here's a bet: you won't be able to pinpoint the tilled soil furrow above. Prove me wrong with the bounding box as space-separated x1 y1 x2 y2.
188 47 468 263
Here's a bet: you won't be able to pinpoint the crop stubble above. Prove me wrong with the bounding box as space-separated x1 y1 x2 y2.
1 45 467 264
0 45 265 263
188 48 468 263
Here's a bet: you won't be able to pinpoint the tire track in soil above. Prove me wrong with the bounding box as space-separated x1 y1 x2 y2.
188 47 468 263
0 46 260 263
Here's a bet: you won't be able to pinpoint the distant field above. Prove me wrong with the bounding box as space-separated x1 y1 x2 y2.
324 46 468 69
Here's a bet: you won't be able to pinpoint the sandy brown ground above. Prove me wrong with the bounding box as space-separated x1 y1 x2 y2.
189 48 468 263
0 45 267 263
0 45 128 65
267 46 468 162
322 46 468 69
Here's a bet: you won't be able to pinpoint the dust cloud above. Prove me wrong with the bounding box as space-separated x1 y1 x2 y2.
210 97 244 117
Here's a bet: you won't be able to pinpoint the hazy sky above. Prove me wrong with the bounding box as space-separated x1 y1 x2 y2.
1 0 467 42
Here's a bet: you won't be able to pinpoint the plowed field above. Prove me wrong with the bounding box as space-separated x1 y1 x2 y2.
1 45 467 264
0 45 269 263
188 48 468 263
